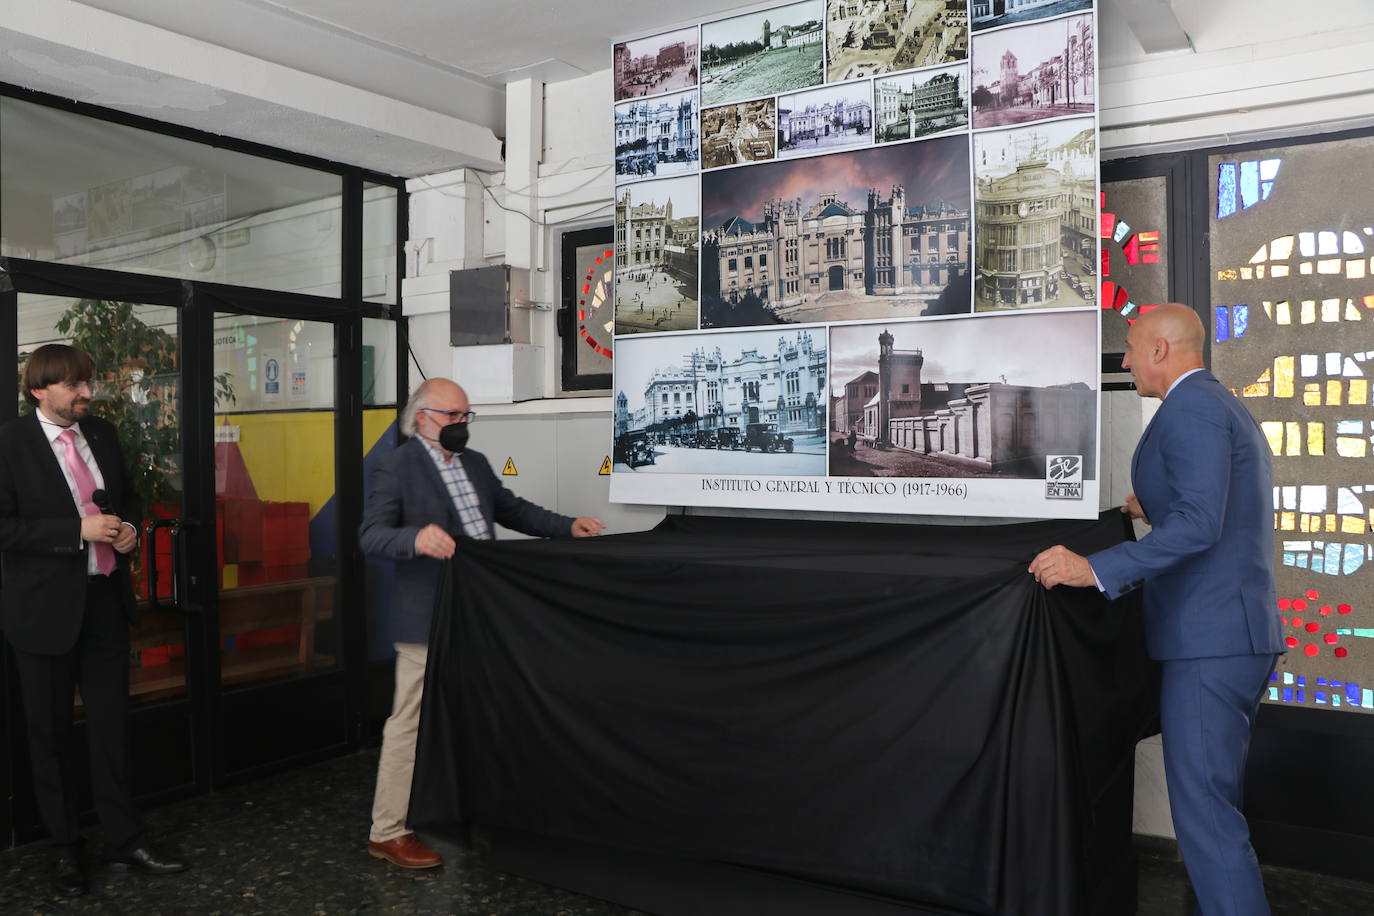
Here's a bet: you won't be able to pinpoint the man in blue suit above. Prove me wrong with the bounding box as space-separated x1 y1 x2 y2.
1030 304 1284 915
359 377 604 869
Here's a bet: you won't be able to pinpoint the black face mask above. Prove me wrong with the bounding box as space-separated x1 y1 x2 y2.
438 422 469 453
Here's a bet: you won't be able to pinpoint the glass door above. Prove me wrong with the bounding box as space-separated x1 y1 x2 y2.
11 293 205 841
208 311 350 778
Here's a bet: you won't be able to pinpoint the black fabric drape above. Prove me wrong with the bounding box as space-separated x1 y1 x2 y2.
411 511 1154 915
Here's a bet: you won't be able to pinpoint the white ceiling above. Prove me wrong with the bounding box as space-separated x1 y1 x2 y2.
8 0 1374 176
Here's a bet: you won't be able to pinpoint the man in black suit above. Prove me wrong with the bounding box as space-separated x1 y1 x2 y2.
0 344 186 896
359 377 604 868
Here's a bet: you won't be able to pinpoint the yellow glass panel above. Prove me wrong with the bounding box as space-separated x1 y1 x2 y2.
1240 267 1254 280
1300 262 1315 275
1262 301 1273 318
1322 298 1341 321
1327 380 1343 405
1271 265 1290 278
1348 299 1363 320
1348 259 1368 280
1318 259 1343 274
1343 516 1366 534
1327 514 1339 532
1274 356 1295 397
1304 383 1322 406
1261 421 1284 454
1271 236 1295 259
1280 511 1296 530
1307 422 1325 455
1217 269 1238 281
1243 383 1270 397
1300 301 1317 323
1276 302 1292 324
1350 379 1369 405
1285 421 1302 455
1257 265 1267 279
1337 437 1368 457
1249 245 1268 264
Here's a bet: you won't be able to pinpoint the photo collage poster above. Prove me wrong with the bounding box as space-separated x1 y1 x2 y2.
610 0 1101 518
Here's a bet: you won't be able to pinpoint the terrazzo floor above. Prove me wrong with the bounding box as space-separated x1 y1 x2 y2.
1 748 1370 915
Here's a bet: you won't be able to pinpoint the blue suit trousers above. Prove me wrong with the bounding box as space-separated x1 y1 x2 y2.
1160 652 1278 916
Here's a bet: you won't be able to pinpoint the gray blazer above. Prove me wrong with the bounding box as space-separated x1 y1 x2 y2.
358 437 573 644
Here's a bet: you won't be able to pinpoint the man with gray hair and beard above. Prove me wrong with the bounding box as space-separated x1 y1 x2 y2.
359 377 604 868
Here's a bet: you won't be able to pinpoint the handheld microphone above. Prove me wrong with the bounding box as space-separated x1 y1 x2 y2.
91 488 113 515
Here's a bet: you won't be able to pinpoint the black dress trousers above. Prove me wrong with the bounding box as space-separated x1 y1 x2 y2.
9 574 143 851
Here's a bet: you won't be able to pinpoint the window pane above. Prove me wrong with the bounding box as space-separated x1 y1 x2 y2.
1 97 342 296
18 293 185 708
214 313 339 688
363 182 398 304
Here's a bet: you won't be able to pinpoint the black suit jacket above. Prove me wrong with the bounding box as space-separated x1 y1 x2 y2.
0 411 141 655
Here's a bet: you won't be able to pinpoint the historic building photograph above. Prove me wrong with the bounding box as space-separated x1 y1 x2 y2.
614 28 700 101
827 0 968 82
615 90 700 181
613 328 829 476
874 63 969 144
701 99 777 169
700 0 824 107
699 137 971 329
828 313 1097 478
614 175 700 334
970 13 1094 128
973 117 1095 311
971 0 1093 32
777 82 874 158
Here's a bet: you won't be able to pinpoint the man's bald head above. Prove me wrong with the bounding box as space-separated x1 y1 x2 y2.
400 377 470 437
1123 303 1206 398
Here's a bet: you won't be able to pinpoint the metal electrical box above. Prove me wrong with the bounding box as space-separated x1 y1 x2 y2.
449 265 509 346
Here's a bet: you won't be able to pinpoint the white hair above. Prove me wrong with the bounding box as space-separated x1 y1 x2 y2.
399 384 431 438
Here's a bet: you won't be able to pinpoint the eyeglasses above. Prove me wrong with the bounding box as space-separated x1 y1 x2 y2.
420 408 476 423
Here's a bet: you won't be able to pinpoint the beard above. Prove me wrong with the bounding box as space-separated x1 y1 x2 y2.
51 399 90 423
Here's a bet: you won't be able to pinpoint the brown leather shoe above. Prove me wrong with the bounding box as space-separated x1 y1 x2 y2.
368 833 442 869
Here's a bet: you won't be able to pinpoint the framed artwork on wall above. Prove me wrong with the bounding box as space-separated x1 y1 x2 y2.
558 226 615 393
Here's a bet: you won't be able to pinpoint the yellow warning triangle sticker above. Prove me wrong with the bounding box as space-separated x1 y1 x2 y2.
502 457 518 476
599 456 612 475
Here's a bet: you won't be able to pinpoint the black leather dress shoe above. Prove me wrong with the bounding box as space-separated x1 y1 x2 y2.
107 844 188 875
52 852 87 897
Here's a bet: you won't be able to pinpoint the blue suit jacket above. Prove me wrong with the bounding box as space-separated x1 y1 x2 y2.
1091 370 1284 661
358 438 574 645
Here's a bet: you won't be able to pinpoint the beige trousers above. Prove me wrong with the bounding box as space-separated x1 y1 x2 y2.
369 641 428 843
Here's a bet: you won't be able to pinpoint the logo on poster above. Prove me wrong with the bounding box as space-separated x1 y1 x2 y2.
1045 455 1083 500
264 357 280 395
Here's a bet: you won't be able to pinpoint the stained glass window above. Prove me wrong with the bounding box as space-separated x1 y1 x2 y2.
1211 136 1374 713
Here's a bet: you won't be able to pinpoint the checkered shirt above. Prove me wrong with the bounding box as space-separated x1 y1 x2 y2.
421 439 492 541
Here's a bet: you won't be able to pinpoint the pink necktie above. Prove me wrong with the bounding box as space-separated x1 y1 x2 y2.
58 428 116 576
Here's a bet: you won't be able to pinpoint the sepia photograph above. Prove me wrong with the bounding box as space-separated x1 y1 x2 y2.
614 175 700 335
701 99 777 169
874 63 969 144
826 0 968 82
615 90 700 182
973 117 1097 312
614 327 829 476
700 136 972 329
828 312 1097 478
614 28 700 101
971 0 1093 32
700 0 825 107
777 82 874 158
971 13 1094 129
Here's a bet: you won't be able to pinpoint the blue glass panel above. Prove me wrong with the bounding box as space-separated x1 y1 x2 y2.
1345 543 1364 574
1347 683 1362 705
1297 676 1307 687
1268 687 1279 701
1218 164 1238 218
1215 306 1230 342
1337 420 1362 434
1281 688 1293 702
1233 304 1248 338
1316 691 1328 704
1296 690 1305 703
1262 181 1274 200
1240 160 1261 209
